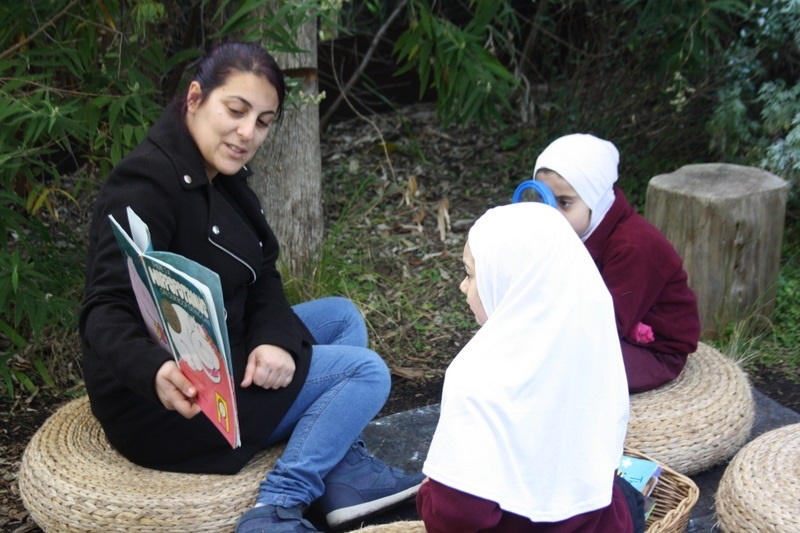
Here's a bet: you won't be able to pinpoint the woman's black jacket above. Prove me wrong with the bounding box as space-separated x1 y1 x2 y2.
80 106 313 474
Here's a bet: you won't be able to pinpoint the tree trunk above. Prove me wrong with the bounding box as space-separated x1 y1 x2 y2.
249 20 323 279
644 163 788 339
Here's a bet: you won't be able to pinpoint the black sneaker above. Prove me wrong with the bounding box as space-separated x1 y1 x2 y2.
235 505 319 533
316 441 425 529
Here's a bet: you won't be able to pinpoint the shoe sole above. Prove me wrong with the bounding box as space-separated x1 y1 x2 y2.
325 482 422 529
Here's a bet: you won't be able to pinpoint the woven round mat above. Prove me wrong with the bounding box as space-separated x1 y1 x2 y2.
716 423 800 533
352 521 426 532
18 396 284 532
625 342 754 476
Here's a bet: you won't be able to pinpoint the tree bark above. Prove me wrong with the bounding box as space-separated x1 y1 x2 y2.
249 19 323 279
644 163 788 339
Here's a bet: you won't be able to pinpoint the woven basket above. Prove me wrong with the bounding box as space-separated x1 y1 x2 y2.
354 448 698 533
627 447 699 533
625 342 754 475
715 423 800 533
18 396 284 532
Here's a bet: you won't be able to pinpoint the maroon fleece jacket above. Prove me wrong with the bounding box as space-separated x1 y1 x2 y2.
417 478 633 533
584 187 700 357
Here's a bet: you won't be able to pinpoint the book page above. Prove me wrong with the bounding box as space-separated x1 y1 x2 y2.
108 214 171 353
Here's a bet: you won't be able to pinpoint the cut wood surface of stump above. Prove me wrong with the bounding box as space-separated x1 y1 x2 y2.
645 163 788 338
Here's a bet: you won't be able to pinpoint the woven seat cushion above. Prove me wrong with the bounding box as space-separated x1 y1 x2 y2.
353 522 426 532
625 342 754 475
716 423 800 533
18 396 283 532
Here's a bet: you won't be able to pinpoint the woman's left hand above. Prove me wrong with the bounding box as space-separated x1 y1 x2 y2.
242 344 296 389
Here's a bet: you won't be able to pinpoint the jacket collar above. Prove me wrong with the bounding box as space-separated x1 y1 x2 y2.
584 186 634 259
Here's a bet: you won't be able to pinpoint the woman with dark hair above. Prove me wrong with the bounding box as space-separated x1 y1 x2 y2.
80 42 422 533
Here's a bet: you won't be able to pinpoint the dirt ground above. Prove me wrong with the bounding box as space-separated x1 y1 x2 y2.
1 104 799 532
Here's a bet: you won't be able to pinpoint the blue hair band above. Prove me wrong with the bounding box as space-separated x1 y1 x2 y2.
512 180 557 207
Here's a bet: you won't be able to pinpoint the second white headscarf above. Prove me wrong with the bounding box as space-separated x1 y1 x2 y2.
423 202 629 522
533 133 619 241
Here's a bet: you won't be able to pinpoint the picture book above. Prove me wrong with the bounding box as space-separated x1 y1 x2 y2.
617 454 662 497
109 207 241 448
644 495 657 520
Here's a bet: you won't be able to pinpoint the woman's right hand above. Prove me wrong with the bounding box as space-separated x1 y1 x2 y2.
155 360 202 419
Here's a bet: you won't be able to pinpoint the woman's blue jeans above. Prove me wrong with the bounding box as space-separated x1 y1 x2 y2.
256 296 391 508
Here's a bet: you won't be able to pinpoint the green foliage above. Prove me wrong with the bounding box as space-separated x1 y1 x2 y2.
707 0 800 194
711 224 800 374
0 189 84 397
212 0 319 50
514 0 750 194
0 0 164 396
5 0 800 396
0 0 333 398
759 79 800 187
0 1 166 187
393 0 520 126
770 243 800 367
621 0 749 74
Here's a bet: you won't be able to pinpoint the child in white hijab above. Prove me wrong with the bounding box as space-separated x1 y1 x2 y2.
417 203 642 533
533 134 700 392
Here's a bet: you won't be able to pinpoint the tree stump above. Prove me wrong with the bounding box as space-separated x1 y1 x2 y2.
644 163 788 338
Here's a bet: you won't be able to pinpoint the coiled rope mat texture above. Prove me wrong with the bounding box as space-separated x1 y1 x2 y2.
18 395 284 532
353 522 426 532
715 423 800 533
625 342 754 476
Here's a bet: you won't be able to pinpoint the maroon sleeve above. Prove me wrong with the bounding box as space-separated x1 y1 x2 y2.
416 478 503 533
597 236 676 340
594 217 699 355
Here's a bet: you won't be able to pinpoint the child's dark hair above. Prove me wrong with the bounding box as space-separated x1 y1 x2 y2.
179 41 286 119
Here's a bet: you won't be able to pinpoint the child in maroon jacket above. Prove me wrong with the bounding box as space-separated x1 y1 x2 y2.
417 203 643 532
533 133 700 392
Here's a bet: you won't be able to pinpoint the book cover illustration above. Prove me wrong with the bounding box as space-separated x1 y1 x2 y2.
617 454 662 497
109 207 240 448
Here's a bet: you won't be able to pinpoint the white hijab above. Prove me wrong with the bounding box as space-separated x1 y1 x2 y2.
423 203 629 522
533 133 619 241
